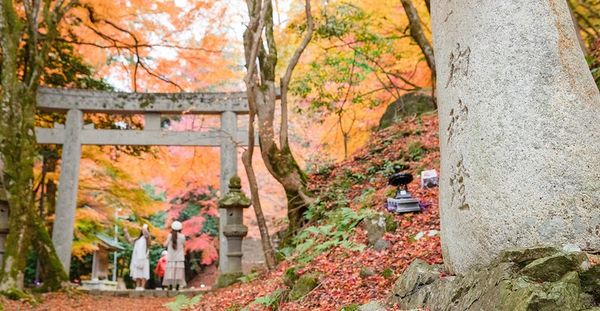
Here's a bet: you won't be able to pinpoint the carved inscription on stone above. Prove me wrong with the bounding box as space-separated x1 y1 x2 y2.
446 43 471 88
447 99 468 143
449 156 470 210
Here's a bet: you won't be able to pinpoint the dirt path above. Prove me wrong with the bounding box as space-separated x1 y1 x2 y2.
2 293 172 311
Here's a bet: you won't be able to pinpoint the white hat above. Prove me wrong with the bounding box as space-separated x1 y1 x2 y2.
161 250 168 257
171 221 182 231
142 223 148 230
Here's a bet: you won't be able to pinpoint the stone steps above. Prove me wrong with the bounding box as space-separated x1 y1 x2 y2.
82 288 211 298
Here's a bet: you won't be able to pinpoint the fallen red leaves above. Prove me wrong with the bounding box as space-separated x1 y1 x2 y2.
1 292 172 311
193 114 443 311
3 115 441 311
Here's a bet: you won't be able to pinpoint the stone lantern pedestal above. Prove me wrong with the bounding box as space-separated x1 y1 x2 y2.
216 176 250 288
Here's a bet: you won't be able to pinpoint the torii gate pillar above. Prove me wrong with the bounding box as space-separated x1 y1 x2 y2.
52 109 83 272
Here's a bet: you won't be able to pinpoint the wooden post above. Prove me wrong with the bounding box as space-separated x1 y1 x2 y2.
51 109 83 273
219 111 237 272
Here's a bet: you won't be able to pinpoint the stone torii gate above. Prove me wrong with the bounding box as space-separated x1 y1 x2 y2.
35 87 249 275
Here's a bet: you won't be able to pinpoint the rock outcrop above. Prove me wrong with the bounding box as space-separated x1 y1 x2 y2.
384 246 600 310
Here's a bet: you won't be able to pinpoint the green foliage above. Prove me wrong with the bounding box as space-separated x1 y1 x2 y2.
200 215 219 236
178 202 202 222
283 267 299 287
356 187 376 208
148 211 167 229
238 271 260 283
142 183 167 202
382 268 395 279
282 207 369 264
385 214 398 233
380 159 409 176
290 1 412 151
343 168 367 183
164 294 202 311
406 141 427 161
69 254 93 283
252 289 286 309
340 304 360 311
288 273 320 301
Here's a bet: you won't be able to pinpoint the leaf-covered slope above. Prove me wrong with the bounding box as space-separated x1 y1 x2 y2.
194 113 442 311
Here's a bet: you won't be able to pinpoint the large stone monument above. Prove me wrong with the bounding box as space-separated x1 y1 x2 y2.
216 175 250 287
432 1 600 274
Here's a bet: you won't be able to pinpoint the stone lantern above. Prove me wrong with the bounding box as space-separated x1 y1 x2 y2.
216 175 251 288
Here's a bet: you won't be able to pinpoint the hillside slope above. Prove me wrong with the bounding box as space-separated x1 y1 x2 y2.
194 113 442 311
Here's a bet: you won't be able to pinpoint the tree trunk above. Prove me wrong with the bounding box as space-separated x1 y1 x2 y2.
243 0 315 240
0 87 38 291
432 0 600 274
400 0 436 105
251 84 312 237
0 1 69 290
401 0 435 73
241 103 276 269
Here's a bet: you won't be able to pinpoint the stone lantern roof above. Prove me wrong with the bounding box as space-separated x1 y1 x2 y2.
218 176 251 209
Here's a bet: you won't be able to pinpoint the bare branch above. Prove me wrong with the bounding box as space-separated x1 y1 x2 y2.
400 0 435 73
243 0 268 84
280 0 313 148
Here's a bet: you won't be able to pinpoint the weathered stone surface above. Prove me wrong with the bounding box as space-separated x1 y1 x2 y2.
363 214 386 246
388 249 599 311
52 109 83 271
389 259 442 302
497 246 560 265
358 301 386 311
373 239 390 252
432 0 600 274
520 252 586 282
36 87 250 114
218 175 250 275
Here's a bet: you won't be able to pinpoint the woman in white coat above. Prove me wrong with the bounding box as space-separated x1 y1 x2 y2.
129 224 150 290
163 221 186 290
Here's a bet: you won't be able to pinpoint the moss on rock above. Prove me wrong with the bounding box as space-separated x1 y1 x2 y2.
215 272 243 289
520 252 586 282
387 247 599 310
288 273 320 301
